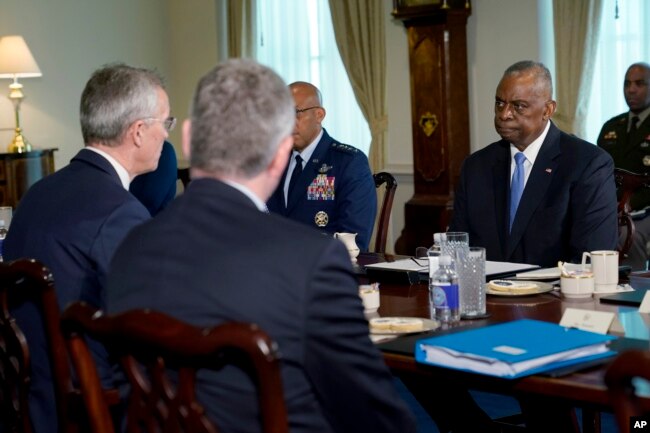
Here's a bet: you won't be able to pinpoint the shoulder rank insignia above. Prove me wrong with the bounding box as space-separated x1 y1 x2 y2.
603 131 617 140
315 211 329 227
332 142 359 154
643 155 650 166
318 163 333 173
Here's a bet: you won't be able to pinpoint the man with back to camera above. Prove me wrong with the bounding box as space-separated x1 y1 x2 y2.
266 81 377 251
449 60 618 267
106 59 416 433
3 63 171 433
597 62 650 270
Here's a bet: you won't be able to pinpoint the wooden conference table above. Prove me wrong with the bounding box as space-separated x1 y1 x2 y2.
357 253 650 433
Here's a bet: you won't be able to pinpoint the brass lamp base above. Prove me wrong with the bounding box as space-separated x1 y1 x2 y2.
8 127 32 153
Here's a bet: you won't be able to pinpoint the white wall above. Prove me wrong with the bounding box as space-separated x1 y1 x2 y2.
0 0 218 169
0 0 172 169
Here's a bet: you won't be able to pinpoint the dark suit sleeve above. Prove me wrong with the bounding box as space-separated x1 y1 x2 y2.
567 150 618 261
302 240 416 433
335 154 377 251
90 200 150 307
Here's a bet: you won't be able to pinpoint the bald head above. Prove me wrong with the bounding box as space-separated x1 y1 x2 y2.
289 81 323 106
624 62 650 114
289 81 326 151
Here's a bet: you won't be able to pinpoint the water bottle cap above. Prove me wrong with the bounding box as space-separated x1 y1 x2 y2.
438 255 452 266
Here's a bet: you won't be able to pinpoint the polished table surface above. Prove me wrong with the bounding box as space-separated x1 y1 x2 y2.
357 253 650 431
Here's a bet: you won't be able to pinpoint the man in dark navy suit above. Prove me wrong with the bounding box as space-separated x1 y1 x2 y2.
267 82 376 251
3 64 172 433
107 59 415 433
450 60 617 267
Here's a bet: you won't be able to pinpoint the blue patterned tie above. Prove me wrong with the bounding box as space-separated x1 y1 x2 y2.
509 152 526 232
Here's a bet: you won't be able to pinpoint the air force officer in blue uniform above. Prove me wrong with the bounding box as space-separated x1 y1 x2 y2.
266 82 376 251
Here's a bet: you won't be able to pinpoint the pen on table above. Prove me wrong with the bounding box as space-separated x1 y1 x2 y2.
411 257 427 267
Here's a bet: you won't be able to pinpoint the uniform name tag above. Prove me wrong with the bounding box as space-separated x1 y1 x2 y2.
308 175 335 200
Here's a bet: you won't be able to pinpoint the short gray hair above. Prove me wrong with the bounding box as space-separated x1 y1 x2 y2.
189 59 294 178
503 60 553 98
80 63 165 146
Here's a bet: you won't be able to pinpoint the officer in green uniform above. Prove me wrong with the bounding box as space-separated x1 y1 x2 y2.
597 62 650 270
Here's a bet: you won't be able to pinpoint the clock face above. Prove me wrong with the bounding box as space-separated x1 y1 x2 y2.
432 287 447 307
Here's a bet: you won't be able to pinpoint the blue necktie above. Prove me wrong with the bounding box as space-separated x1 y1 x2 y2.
509 152 526 232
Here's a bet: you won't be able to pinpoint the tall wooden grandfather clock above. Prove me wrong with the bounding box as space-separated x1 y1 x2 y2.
392 0 472 255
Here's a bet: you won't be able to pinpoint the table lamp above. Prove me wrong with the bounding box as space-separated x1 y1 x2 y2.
0 35 42 153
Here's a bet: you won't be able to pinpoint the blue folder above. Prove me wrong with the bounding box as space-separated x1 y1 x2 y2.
415 319 617 378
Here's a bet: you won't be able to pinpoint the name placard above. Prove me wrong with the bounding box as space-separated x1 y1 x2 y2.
559 308 615 334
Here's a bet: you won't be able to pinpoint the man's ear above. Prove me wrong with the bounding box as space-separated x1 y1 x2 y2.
269 135 293 178
544 100 557 120
129 120 145 148
182 119 192 161
315 107 326 123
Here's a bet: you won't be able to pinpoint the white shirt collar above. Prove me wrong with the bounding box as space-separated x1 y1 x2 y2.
510 120 551 185
223 179 268 212
85 146 130 190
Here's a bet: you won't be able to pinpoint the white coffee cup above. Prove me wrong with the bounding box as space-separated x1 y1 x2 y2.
359 284 380 313
581 250 618 293
560 273 594 298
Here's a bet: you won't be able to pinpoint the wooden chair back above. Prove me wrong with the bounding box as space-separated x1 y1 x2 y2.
604 349 650 433
614 168 650 262
0 259 119 433
373 172 398 254
61 302 289 433
0 274 32 433
0 259 78 433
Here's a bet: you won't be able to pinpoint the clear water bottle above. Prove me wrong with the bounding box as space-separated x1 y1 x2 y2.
429 254 460 323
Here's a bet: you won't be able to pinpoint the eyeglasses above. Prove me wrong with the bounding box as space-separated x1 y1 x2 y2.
143 116 177 132
295 106 320 117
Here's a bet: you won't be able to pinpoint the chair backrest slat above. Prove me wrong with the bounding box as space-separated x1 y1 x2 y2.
373 172 398 254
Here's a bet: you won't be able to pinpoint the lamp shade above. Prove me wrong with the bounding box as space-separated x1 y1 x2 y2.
0 35 42 79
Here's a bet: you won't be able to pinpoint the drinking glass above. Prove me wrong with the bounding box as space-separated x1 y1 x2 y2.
456 246 487 318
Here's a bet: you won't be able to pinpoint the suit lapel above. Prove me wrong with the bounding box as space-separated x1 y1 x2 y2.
492 142 510 259
507 123 561 258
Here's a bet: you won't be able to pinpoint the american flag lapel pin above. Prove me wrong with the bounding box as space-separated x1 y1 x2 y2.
545 168 552 174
